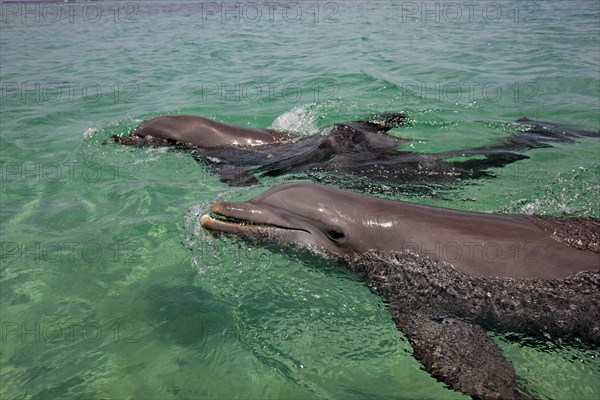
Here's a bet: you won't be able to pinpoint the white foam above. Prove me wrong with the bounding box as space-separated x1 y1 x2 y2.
83 128 97 138
270 105 320 136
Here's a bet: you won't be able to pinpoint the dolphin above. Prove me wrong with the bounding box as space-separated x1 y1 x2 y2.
112 114 599 189
200 182 600 399
112 114 292 148
201 182 599 280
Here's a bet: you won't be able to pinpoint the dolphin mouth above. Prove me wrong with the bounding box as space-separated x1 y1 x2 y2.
200 212 285 233
200 202 310 235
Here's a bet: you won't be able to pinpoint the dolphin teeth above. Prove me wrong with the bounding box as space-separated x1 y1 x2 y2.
207 209 309 233
209 212 268 228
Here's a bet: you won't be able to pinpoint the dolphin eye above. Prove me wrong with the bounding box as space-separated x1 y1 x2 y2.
326 229 345 242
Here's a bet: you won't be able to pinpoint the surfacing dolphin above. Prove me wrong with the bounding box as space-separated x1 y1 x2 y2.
201 182 600 399
112 114 599 188
113 114 292 148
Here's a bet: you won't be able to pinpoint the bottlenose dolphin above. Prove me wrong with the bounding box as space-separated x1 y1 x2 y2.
113 114 292 147
201 182 600 399
201 183 599 279
112 114 599 188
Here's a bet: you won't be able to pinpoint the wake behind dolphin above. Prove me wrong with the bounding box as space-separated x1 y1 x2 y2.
200 182 600 399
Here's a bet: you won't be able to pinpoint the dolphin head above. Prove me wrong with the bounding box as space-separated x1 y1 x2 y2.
201 182 600 279
201 183 393 256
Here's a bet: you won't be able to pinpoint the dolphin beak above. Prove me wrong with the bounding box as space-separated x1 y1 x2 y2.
200 201 310 236
200 202 263 234
200 213 246 234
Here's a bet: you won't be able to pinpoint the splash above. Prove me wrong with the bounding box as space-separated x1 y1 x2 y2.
82 128 97 138
270 105 321 136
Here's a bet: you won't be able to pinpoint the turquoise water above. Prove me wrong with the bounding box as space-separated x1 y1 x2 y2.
1 1 599 399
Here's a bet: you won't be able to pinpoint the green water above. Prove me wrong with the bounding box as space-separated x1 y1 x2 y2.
1 1 599 399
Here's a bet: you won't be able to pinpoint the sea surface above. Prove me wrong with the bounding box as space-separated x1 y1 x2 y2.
1 1 599 399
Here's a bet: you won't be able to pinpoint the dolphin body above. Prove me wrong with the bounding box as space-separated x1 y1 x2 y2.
112 114 599 189
201 182 600 399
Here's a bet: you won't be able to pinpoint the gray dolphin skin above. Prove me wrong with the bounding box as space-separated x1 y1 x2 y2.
201 182 600 399
112 114 291 147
